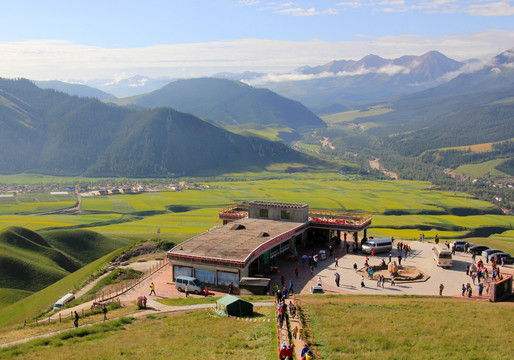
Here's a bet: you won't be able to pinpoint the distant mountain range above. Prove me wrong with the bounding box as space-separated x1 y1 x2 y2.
0 78 322 177
110 78 325 130
84 75 175 98
357 48 514 155
251 51 471 113
36 50 473 115
34 80 116 100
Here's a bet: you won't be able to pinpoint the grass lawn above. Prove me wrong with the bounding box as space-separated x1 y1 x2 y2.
0 307 277 360
301 296 514 360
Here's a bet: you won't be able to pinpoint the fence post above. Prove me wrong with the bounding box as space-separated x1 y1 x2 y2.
36 318 38 326
24 320 26 327
59 313 61 322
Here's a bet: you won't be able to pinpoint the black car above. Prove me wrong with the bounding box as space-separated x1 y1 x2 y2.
490 253 514 264
469 245 489 255
482 248 504 257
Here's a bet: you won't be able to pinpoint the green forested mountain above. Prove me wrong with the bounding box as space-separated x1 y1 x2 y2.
111 77 326 130
0 78 323 177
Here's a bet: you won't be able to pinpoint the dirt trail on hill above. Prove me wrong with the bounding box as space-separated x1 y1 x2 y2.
369 158 399 179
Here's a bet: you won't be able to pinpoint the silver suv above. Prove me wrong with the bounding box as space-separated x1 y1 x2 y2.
449 240 468 251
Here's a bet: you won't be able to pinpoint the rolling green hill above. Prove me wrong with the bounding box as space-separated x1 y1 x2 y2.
0 227 131 305
0 245 129 327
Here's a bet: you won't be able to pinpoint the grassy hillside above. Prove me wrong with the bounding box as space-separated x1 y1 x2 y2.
0 227 132 306
0 306 277 359
454 158 512 177
41 229 131 266
0 289 33 307
302 297 514 360
0 245 129 328
0 227 77 292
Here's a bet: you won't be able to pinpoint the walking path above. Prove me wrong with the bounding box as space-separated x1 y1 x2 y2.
0 299 274 349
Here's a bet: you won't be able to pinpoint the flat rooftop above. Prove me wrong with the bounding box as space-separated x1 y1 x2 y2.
167 217 305 264
249 200 308 209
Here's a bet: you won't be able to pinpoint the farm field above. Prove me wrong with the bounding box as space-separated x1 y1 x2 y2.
321 105 393 124
454 158 511 177
1 175 512 245
301 296 514 360
224 123 294 141
0 193 77 215
437 137 514 152
0 213 123 231
76 177 513 243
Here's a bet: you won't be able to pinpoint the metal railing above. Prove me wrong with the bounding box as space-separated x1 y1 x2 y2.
23 259 168 327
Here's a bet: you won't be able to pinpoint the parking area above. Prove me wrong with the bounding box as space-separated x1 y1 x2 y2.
267 240 513 298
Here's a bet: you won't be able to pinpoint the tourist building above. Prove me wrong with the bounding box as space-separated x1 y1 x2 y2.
167 201 371 289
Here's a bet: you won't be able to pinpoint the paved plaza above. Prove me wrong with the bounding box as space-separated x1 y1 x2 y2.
267 240 513 298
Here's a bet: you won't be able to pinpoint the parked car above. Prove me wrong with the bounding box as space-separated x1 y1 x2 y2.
449 240 469 252
482 248 504 257
175 276 205 294
490 253 514 264
310 286 324 294
469 245 489 255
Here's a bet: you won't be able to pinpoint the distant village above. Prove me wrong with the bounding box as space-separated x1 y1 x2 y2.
0 181 210 197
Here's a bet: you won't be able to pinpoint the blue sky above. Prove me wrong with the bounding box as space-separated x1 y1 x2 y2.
0 0 513 81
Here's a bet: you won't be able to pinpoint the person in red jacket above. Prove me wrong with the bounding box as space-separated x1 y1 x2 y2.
285 344 295 359
279 343 288 359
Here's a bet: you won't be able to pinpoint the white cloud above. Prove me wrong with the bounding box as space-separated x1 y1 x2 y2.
378 0 405 5
366 0 514 15
336 1 365 8
0 30 512 81
245 63 411 85
246 0 514 16
238 0 261 6
376 64 411 75
465 1 514 16
277 7 339 16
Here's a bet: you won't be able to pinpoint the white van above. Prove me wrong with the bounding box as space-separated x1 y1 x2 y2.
175 276 205 294
433 245 453 268
361 238 393 254
53 293 75 311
